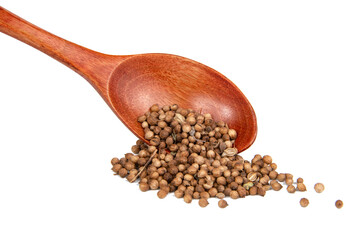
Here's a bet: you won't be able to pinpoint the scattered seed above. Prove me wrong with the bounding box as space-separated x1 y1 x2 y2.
297 177 303 183
300 198 309 207
297 183 307 192
287 185 296 193
199 198 209 208
218 199 228 208
314 183 325 193
335 200 343 209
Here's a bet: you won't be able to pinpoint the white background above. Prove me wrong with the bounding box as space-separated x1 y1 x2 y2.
1 1 359 239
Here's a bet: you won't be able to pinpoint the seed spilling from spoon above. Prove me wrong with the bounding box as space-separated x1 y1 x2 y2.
111 104 341 208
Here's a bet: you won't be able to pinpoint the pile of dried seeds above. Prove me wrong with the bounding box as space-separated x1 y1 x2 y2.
110 104 342 209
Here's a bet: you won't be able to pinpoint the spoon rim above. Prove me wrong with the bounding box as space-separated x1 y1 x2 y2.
107 53 257 152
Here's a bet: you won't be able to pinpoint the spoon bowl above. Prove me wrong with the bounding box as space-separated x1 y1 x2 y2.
0 7 257 152
109 53 257 151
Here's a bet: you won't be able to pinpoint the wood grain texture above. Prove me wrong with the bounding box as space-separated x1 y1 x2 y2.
0 6 257 152
0 7 124 102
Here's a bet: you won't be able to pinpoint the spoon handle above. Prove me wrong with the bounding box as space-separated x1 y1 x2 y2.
0 6 121 96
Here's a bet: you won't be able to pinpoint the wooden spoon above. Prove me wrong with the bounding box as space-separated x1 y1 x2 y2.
0 7 257 152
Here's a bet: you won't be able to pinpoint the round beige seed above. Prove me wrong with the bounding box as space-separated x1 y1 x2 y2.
300 198 309 207
199 198 209 208
314 183 325 193
157 189 168 199
335 200 343 209
287 185 296 193
218 199 228 208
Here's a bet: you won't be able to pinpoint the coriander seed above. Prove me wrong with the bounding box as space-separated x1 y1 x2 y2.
137 115 147 123
182 123 191 133
200 191 210 199
259 175 270 185
297 183 307 192
199 198 209 208
271 180 282 191
193 192 200 199
207 150 216 159
139 182 150 192
251 154 262 164
300 198 309 207
157 189 168 199
184 194 192 203
230 190 239 199
263 155 272 164
150 104 160 112
335 200 343 209
285 178 293 185
243 182 254 190
149 179 159 190
112 164 121 172
258 187 266 197
118 168 128 178
228 129 237 139
216 193 225 199
285 173 293 180
249 186 257 195
276 173 286 182
174 190 184 198
209 188 218 197
218 199 228 208
270 163 277 170
247 172 258 182
269 170 278 180
111 157 120 165
126 174 136 183
287 185 296 193
144 131 155 140
314 183 325 193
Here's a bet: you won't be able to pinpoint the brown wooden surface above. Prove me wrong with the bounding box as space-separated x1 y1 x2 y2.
0 6 257 152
